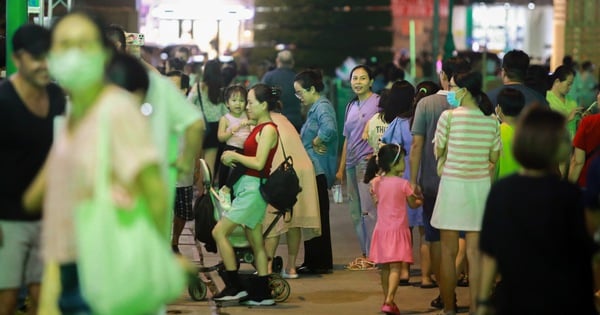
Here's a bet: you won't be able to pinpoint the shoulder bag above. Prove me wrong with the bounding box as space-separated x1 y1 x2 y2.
75 104 187 315
259 126 302 216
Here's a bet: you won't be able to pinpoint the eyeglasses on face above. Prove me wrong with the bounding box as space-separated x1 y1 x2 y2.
295 89 308 99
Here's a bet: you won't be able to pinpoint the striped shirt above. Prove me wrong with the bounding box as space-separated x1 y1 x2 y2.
434 107 501 180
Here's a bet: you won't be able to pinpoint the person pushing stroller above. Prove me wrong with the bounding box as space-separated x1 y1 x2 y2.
211 84 281 306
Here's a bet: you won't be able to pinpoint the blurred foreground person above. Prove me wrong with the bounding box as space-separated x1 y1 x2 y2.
477 106 596 315
106 24 205 239
0 23 65 315
24 11 185 314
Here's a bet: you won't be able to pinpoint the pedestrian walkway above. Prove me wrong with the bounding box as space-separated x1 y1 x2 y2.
167 197 470 314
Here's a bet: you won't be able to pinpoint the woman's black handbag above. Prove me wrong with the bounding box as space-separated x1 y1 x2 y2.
260 137 302 214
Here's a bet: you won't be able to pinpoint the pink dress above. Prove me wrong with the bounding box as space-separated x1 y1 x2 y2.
368 176 414 264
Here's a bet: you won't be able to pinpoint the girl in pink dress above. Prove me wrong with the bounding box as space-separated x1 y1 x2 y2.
364 143 423 315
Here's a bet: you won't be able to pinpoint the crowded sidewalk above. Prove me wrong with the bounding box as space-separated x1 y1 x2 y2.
167 190 470 315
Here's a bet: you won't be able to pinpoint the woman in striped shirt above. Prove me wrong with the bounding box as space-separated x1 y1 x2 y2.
432 71 500 315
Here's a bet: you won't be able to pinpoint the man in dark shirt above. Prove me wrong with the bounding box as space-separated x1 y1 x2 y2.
0 24 66 315
261 50 303 132
486 50 549 108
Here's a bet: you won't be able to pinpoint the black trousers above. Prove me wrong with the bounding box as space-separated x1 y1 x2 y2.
302 174 333 269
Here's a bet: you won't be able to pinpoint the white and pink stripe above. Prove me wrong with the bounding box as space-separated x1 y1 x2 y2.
434 107 501 180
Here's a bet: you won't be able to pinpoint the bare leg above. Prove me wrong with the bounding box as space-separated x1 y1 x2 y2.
285 227 301 275
419 226 434 285
171 216 187 248
400 227 413 281
385 262 402 305
455 236 467 279
203 148 218 185
0 289 18 315
264 235 280 274
439 230 459 313
212 217 241 271
430 240 441 282
26 284 40 315
244 224 269 276
465 232 481 314
380 263 390 302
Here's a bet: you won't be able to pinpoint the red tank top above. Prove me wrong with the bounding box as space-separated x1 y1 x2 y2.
244 122 279 178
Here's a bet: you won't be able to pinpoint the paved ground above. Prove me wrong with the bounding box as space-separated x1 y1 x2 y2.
167 194 471 315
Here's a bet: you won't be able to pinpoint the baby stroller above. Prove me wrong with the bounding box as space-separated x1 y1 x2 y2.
187 159 291 303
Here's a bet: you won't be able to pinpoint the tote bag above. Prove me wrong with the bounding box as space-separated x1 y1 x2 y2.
75 104 187 315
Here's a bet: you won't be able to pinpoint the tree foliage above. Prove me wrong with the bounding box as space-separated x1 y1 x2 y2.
251 0 393 75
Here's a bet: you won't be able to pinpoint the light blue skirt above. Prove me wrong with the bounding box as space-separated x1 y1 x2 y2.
224 175 268 229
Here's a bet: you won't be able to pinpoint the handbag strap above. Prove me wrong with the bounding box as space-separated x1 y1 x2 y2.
444 109 453 148
195 81 204 110
260 122 285 178
587 143 600 160
92 103 112 203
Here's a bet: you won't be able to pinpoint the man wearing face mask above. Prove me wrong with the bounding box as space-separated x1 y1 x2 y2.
0 24 66 315
408 56 470 311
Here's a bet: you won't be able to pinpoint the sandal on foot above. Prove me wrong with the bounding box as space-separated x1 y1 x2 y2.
345 257 377 271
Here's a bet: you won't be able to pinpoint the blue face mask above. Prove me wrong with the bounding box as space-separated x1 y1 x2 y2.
446 91 461 108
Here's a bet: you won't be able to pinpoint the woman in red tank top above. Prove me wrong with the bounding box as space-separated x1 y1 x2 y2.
212 83 280 306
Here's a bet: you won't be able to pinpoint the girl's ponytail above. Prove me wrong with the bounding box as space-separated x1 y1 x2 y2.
363 155 379 184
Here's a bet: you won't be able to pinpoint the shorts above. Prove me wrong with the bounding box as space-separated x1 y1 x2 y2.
174 186 195 221
408 206 424 227
0 220 43 289
422 193 440 242
203 121 221 149
224 175 267 229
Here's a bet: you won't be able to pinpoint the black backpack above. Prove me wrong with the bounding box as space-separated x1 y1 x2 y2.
193 194 217 253
260 137 302 216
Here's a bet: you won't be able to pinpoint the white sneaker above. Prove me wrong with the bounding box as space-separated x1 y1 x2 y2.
218 186 232 211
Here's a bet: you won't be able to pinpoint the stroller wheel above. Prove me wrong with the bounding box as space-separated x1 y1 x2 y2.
269 274 291 303
188 280 207 301
272 256 283 274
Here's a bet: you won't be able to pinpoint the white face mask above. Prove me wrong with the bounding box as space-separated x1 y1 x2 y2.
48 48 107 92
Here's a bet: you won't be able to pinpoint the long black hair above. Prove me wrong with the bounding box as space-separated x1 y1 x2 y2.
454 71 494 116
202 59 224 104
